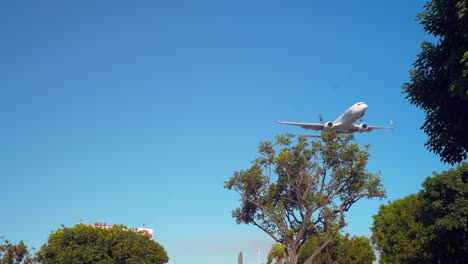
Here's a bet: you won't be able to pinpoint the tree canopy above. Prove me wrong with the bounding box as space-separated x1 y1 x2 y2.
0 239 36 264
371 162 468 263
36 224 169 264
419 162 468 262
371 195 430 263
297 233 375 264
225 132 385 264
402 0 468 164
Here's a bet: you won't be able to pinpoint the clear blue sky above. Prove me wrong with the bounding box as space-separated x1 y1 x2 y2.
0 0 452 263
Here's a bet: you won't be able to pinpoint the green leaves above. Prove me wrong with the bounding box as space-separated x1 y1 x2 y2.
371 163 468 263
402 0 468 164
0 240 36 264
297 232 375 264
266 243 286 264
371 195 430 263
419 163 468 262
36 224 169 264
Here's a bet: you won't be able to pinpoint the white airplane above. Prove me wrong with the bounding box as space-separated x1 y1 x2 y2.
277 102 393 137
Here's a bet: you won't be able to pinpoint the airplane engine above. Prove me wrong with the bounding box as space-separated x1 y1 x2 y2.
323 122 334 130
358 123 369 132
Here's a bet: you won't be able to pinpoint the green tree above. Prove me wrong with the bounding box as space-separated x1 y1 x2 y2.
36 224 169 264
340 235 376 264
0 239 36 264
225 132 386 264
297 233 375 264
420 162 468 262
266 243 286 264
371 163 468 263
371 195 430 263
402 0 468 164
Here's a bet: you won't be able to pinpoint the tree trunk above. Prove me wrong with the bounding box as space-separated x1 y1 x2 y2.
285 242 299 264
288 252 298 264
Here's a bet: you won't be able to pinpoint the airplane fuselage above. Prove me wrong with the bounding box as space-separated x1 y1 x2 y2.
276 101 392 136
333 102 367 133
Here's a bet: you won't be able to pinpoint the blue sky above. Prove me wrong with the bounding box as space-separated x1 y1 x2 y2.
0 0 452 263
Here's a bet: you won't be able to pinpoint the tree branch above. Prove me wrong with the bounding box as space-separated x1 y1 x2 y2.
302 235 334 264
243 196 291 238
251 220 281 244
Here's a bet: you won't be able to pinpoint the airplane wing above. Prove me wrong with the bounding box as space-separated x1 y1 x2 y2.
276 121 326 131
301 134 322 138
365 125 393 131
368 125 393 130
352 121 394 132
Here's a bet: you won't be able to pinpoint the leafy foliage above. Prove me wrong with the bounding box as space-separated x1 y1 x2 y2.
36 224 169 264
225 132 385 264
419 162 468 262
371 195 430 263
402 0 468 164
371 162 468 263
297 233 375 264
0 239 36 264
266 243 286 264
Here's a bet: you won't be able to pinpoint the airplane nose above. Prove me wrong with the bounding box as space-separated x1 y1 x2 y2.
361 103 368 112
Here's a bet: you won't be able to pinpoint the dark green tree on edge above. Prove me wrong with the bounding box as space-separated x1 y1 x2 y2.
402 0 468 164
372 163 468 263
36 224 169 264
419 162 468 262
225 132 386 264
